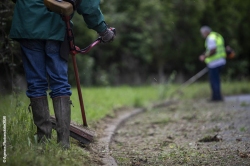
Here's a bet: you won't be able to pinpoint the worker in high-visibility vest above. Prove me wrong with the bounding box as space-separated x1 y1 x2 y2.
199 26 226 102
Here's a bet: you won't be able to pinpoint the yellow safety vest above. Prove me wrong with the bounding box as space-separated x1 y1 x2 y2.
205 32 226 64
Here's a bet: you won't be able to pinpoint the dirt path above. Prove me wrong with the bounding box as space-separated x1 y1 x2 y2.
109 96 250 165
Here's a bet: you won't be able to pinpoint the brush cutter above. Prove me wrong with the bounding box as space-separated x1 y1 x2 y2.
169 67 208 99
45 0 116 144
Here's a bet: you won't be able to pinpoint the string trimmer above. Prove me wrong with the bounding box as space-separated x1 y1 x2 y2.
44 0 116 144
169 67 208 99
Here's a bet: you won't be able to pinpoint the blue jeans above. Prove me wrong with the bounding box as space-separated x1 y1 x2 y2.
208 65 224 101
20 39 71 98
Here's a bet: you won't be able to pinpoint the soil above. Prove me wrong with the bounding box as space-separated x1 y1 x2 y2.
108 96 250 166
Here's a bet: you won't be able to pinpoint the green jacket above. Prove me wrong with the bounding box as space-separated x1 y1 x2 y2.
9 0 107 41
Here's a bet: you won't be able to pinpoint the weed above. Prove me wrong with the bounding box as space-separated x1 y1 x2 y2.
240 127 246 132
212 126 221 132
240 102 249 107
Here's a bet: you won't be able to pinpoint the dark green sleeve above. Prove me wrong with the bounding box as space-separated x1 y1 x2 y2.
76 0 107 33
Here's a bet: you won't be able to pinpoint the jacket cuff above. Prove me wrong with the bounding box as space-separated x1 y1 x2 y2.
94 21 108 33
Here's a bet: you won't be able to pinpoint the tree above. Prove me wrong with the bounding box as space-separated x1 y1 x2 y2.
0 1 23 94
1 0 249 92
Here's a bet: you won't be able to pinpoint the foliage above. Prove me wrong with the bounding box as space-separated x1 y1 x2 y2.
73 0 250 85
1 0 250 91
0 1 23 94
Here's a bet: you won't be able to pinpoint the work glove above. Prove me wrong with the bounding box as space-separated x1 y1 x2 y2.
99 28 115 43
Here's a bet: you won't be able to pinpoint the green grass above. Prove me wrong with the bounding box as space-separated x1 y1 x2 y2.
0 81 249 165
0 94 91 166
0 85 162 166
69 86 160 124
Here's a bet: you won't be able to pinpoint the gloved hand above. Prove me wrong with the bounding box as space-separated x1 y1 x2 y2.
99 28 115 43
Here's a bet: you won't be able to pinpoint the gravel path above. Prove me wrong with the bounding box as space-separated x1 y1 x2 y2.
110 95 250 165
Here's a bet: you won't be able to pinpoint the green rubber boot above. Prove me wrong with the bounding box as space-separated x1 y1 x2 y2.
30 96 52 143
52 96 71 149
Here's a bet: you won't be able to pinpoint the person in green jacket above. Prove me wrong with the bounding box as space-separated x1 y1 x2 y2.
10 0 115 149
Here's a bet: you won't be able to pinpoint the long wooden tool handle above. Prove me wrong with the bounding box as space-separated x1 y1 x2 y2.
71 54 88 127
63 15 88 127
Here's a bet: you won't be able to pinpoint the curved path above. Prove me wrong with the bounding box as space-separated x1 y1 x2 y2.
96 95 250 165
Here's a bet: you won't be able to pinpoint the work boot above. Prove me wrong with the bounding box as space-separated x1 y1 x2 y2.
52 96 71 149
30 96 52 143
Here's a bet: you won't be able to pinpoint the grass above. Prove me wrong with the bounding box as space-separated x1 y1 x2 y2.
0 85 162 165
0 81 249 165
0 94 91 166
69 86 160 125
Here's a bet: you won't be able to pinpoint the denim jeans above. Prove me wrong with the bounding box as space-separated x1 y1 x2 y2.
20 39 71 98
208 65 224 101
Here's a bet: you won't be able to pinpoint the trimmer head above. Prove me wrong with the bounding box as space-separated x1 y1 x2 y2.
50 116 95 144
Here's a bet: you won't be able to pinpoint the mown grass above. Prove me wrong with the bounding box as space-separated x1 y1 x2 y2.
0 81 249 165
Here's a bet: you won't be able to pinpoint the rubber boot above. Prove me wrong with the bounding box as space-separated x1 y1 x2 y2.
52 96 71 149
30 96 52 143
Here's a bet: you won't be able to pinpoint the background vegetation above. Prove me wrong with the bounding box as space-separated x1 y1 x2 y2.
0 0 249 93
